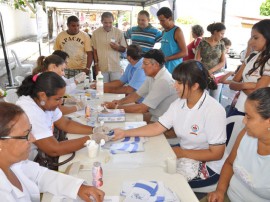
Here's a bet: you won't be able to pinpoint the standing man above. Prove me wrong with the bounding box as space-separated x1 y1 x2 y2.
125 10 162 53
104 49 178 123
92 12 127 82
157 7 187 74
54 15 93 78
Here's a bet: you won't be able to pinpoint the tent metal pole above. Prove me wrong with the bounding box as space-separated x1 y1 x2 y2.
0 12 12 87
221 0 227 23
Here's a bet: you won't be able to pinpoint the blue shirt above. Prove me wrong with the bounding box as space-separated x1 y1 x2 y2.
125 25 162 53
160 26 183 74
120 58 145 90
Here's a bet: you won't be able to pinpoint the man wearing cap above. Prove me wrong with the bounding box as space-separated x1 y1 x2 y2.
125 10 162 53
157 7 187 74
90 45 146 95
104 49 178 123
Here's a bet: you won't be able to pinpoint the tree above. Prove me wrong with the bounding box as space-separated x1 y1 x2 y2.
260 0 270 16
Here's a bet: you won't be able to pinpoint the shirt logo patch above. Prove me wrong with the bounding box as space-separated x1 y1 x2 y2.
190 124 199 135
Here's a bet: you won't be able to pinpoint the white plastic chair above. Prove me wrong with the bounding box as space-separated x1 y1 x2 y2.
192 115 245 193
10 49 33 72
3 89 19 104
15 75 25 86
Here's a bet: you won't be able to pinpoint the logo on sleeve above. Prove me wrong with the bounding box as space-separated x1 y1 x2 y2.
190 124 199 135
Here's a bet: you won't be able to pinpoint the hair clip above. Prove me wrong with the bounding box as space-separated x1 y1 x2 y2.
196 61 203 71
32 73 41 82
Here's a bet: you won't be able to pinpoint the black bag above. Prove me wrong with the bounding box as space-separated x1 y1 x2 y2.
34 126 75 171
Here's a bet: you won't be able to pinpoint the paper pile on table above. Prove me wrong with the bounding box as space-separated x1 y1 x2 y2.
121 180 180 202
97 109 125 122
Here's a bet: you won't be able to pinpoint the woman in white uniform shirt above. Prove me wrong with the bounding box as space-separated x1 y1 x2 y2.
112 60 227 188
16 72 107 161
33 54 86 115
229 19 270 116
0 102 104 201
205 87 270 202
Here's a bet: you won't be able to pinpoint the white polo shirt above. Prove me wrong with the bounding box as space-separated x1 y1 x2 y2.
159 91 227 174
235 52 270 112
16 96 62 160
62 76 76 94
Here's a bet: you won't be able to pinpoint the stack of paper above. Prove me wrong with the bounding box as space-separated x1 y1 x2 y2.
121 180 180 202
97 109 125 122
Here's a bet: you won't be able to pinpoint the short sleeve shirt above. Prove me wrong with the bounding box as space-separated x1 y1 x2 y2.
53 31 92 69
92 27 127 72
125 24 162 53
159 91 227 173
197 37 225 71
137 68 178 122
119 58 146 90
16 96 62 160
235 52 270 112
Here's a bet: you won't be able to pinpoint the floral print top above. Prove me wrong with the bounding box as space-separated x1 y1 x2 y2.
197 37 225 72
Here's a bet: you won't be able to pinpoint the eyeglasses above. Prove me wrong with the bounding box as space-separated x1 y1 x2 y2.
0 125 32 141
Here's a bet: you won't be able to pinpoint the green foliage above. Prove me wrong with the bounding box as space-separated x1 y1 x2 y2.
176 16 197 25
14 0 26 9
260 0 270 16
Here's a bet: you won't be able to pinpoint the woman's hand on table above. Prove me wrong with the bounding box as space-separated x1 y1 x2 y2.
103 101 117 109
90 82 96 89
172 146 185 158
91 132 111 143
78 184 105 202
207 190 225 202
112 128 126 141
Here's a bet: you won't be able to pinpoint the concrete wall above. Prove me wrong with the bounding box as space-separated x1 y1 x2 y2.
0 3 47 44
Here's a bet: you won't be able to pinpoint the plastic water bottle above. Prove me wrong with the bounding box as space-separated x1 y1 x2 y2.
96 71 104 96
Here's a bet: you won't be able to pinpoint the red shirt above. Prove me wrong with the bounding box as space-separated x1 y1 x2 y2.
183 37 202 61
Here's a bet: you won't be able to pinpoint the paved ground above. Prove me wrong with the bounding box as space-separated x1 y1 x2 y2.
0 36 54 89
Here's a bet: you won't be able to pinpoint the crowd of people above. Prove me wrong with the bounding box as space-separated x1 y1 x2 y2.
0 5 270 202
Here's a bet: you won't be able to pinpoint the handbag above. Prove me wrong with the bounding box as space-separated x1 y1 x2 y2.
34 126 75 171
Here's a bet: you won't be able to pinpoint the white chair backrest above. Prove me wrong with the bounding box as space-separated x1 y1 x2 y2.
3 89 19 104
15 75 25 86
226 115 245 154
11 49 22 67
10 49 33 72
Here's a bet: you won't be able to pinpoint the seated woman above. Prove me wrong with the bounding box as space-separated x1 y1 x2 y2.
229 19 270 116
52 50 87 94
0 102 104 201
112 60 227 188
16 72 107 161
32 54 85 115
204 87 270 202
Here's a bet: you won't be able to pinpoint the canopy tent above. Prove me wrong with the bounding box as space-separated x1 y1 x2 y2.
35 0 168 7
2 0 173 86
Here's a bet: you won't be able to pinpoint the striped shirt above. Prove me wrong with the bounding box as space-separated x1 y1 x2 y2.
125 24 162 53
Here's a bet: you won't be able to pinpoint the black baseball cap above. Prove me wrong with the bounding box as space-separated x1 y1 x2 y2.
142 49 165 66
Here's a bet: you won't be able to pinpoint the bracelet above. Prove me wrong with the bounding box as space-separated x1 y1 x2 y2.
88 135 92 140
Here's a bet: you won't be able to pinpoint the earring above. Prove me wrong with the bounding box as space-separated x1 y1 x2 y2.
40 100 45 106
